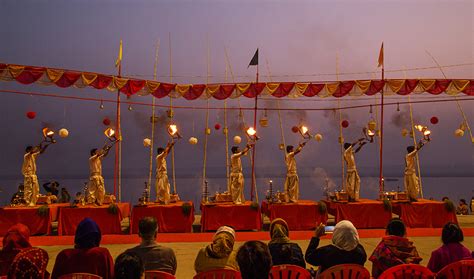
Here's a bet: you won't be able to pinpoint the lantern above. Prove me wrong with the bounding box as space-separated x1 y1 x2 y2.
314 134 323 142
143 138 151 147
233 136 242 144
189 137 198 145
59 128 69 138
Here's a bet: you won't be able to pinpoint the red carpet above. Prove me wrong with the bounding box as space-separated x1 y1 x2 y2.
2 228 471 247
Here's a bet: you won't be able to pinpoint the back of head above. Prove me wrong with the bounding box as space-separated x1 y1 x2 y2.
114 251 144 279
442 222 464 245
157 147 165 154
386 218 406 237
3 223 31 252
286 145 294 153
332 220 360 251
344 143 351 150
460 199 466 205
407 146 415 153
237 241 272 279
8 247 49 279
25 146 33 153
75 217 101 249
231 146 239 154
90 148 98 156
138 216 158 241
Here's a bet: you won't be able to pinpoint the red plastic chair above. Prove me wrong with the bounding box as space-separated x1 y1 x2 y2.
193 269 242 279
318 264 370 279
378 264 434 279
59 274 102 279
269 264 311 279
145 270 176 279
436 259 474 279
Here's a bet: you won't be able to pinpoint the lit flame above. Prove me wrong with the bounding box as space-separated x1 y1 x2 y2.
367 129 375 137
414 125 425 132
246 127 257 137
104 127 116 139
42 128 55 138
168 124 178 136
423 130 431 136
300 125 309 135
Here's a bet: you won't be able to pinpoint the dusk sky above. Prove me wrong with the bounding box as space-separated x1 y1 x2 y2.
0 0 472 202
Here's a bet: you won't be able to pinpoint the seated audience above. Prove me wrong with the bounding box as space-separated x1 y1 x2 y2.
456 199 469 215
305 220 366 272
0 223 32 275
441 196 449 202
115 251 144 279
43 181 60 196
369 218 422 278
72 191 84 205
10 184 25 205
268 218 305 268
236 240 272 279
8 247 49 279
194 225 239 273
126 216 177 275
427 222 472 272
51 217 114 279
58 187 71 203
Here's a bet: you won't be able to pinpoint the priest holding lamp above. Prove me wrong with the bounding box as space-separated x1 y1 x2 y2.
405 125 431 202
88 127 119 206
284 142 306 203
22 128 56 206
344 136 369 202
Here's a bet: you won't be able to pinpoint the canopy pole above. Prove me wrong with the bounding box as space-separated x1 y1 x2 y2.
379 63 385 195
202 35 211 190
336 54 345 192
250 64 259 203
114 43 122 200
168 32 177 194
148 40 160 191
224 60 230 191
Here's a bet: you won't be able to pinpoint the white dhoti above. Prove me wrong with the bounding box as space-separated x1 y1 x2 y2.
230 172 245 204
88 175 105 205
155 171 171 204
24 174 39 206
284 173 299 202
404 171 419 200
346 170 360 201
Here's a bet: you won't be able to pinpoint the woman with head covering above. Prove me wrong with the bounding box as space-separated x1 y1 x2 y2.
8 247 49 279
194 225 239 274
305 220 367 272
0 223 32 275
268 218 305 268
51 217 114 279
427 222 472 272
369 218 422 278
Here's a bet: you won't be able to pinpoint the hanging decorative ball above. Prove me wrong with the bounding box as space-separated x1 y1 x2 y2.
99 102 104 109
341 120 349 128
214 123 221 130
314 134 323 142
368 120 377 131
278 143 285 150
233 136 242 144
103 118 111 126
430 116 439 125
143 138 151 147
189 137 198 145
401 128 409 137
291 126 299 133
128 104 133 111
26 111 36 119
259 117 269 127
59 128 69 138
454 129 465 137
205 128 211 135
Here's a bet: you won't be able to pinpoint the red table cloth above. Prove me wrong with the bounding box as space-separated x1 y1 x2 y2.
0 206 52 235
57 203 130 235
131 201 195 233
201 201 262 231
261 200 328 230
327 199 392 229
392 199 458 228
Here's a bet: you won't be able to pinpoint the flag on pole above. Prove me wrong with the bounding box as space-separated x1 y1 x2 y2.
115 40 123 68
248 48 259 68
377 42 384 68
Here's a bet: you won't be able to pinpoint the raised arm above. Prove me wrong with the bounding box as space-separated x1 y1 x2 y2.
294 142 306 155
164 141 176 155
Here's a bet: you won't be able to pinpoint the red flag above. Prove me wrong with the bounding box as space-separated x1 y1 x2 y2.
377 42 384 68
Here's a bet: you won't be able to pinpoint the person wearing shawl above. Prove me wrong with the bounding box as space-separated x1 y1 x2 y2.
194 226 239 273
8 247 49 279
305 220 366 272
0 224 32 275
268 218 305 268
369 218 422 278
427 222 472 273
51 217 114 279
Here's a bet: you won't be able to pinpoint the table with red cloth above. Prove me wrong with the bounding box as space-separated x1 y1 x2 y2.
131 201 195 233
327 199 392 229
57 203 130 235
392 199 458 228
201 201 262 231
0 206 52 235
261 200 328 230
